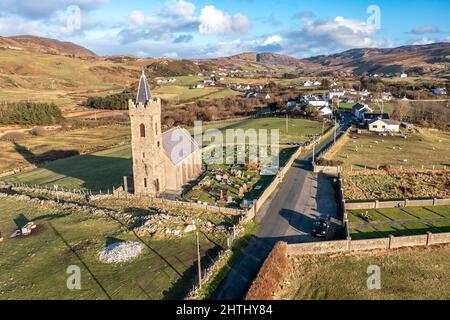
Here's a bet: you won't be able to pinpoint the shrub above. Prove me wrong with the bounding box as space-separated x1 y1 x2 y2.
315 158 343 166
30 127 50 136
245 241 289 300
0 131 26 142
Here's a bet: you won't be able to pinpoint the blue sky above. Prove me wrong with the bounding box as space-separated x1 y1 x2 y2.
0 0 449 58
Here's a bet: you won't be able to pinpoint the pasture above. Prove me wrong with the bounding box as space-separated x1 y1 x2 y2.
0 197 222 299
277 245 450 300
347 205 450 240
332 129 450 171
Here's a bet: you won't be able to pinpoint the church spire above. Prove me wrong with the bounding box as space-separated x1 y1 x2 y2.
136 69 151 105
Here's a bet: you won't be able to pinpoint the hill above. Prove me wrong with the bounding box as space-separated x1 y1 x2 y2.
0 35 97 59
303 42 450 77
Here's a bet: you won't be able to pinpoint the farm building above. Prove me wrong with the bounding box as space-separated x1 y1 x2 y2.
368 119 400 133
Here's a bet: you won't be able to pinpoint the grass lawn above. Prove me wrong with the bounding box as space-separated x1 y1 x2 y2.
153 85 238 102
0 197 221 299
277 245 450 300
0 125 131 175
332 129 450 171
348 206 450 240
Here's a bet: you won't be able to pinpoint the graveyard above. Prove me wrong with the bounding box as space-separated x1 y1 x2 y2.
185 146 298 207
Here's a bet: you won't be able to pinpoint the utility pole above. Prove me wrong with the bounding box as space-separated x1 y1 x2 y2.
196 229 202 289
285 113 289 134
312 143 315 165
322 119 325 135
334 120 337 144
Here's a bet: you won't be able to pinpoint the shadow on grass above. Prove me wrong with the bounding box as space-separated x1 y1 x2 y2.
10 142 131 191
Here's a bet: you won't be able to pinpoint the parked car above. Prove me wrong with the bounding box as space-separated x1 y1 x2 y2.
312 216 331 238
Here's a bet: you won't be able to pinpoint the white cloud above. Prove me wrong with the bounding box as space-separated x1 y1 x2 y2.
413 37 435 45
263 35 282 46
161 0 195 17
198 5 249 35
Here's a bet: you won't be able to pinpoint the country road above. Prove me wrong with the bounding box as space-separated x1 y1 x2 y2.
213 113 351 300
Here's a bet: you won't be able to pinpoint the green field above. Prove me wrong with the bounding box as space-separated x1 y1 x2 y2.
348 206 450 240
0 125 131 174
195 117 329 144
277 245 450 300
0 197 221 299
3 145 132 191
153 85 239 102
332 129 450 171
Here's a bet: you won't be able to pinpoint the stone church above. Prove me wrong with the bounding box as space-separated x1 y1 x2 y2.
128 71 203 196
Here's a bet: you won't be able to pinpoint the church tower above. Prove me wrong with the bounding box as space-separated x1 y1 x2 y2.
128 70 166 196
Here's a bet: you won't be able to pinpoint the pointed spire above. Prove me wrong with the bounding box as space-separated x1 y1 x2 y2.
136 69 152 105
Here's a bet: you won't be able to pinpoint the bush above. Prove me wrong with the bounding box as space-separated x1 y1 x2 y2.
0 102 64 126
84 91 134 110
245 241 289 300
30 127 51 136
315 158 343 166
0 131 26 142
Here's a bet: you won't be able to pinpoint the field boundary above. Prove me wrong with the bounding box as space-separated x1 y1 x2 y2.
345 197 450 210
286 231 450 255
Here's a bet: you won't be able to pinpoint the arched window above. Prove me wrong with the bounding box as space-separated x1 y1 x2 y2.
139 124 145 137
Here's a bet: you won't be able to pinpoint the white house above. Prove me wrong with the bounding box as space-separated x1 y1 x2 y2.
368 119 400 133
303 80 314 87
326 90 346 100
313 81 322 86
304 95 329 107
400 72 408 78
352 103 373 120
319 106 333 116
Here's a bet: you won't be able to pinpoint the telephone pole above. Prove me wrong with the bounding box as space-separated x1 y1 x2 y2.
196 229 202 289
285 114 289 134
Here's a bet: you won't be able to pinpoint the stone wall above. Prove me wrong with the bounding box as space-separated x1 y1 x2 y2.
286 232 450 256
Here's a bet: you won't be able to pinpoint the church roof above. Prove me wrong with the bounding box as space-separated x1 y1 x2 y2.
136 70 151 105
162 127 200 166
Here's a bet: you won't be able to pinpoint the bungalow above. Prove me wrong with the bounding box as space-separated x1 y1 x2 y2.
368 119 400 133
303 80 314 87
352 103 373 120
362 113 390 125
303 95 329 108
400 72 408 78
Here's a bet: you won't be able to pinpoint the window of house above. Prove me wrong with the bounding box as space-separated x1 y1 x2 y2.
140 124 145 137
157 141 160 148
373 125 378 128
144 178 147 188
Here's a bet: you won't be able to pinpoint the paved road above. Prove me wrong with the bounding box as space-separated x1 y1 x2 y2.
213 113 351 300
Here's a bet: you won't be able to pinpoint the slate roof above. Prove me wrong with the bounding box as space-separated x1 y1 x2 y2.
136 70 151 105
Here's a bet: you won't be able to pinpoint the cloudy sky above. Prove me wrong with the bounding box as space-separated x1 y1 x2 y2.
0 0 449 58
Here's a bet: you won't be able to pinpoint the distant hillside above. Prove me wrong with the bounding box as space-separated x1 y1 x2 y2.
303 42 450 76
0 35 97 59
146 59 213 77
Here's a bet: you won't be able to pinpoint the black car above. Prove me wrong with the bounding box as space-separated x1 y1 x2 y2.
312 216 331 238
